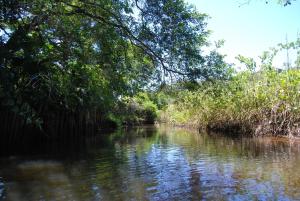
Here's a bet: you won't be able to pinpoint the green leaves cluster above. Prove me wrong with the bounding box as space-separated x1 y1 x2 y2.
0 0 227 127
116 92 158 125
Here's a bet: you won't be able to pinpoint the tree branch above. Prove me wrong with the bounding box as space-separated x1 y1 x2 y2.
61 1 189 76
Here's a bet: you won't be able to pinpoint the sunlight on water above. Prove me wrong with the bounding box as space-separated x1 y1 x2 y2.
1 126 300 200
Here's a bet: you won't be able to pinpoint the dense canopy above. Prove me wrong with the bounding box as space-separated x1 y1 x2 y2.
0 0 230 131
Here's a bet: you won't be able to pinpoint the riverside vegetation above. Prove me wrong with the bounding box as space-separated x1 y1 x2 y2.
0 0 299 143
158 38 300 136
159 68 300 136
1 0 223 141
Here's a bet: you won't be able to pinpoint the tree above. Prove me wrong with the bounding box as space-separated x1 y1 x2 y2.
0 0 230 132
236 55 256 72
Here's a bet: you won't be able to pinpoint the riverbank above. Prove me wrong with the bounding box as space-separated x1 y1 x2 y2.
157 69 300 137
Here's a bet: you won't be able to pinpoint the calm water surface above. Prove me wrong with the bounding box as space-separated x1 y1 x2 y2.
1 126 300 201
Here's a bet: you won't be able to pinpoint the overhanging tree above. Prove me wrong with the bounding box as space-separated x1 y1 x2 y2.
0 0 230 131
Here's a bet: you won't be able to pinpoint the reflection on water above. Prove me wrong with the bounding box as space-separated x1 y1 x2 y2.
1 126 300 200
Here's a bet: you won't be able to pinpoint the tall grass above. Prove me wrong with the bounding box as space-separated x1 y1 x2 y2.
160 69 300 136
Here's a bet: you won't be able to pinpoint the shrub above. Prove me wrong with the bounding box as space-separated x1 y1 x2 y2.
160 69 300 136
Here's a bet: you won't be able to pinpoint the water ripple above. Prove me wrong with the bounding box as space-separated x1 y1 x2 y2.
1 126 300 200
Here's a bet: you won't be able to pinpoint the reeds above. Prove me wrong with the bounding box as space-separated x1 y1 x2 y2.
160 69 300 136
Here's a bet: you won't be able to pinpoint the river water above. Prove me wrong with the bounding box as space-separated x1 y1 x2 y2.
1 126 300 201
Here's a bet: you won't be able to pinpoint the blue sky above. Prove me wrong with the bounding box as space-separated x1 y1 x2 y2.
187 0 300 68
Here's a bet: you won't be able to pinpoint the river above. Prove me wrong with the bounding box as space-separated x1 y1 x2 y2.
1 126 300 200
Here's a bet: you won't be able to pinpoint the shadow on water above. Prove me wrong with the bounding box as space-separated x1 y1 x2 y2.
1 125 300 200
0 178 4 200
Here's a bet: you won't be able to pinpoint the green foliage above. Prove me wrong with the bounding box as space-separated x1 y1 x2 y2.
148 91 170 110
1 0 228 130
161 68 300 136
236 55 256 72
121 92 158 125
